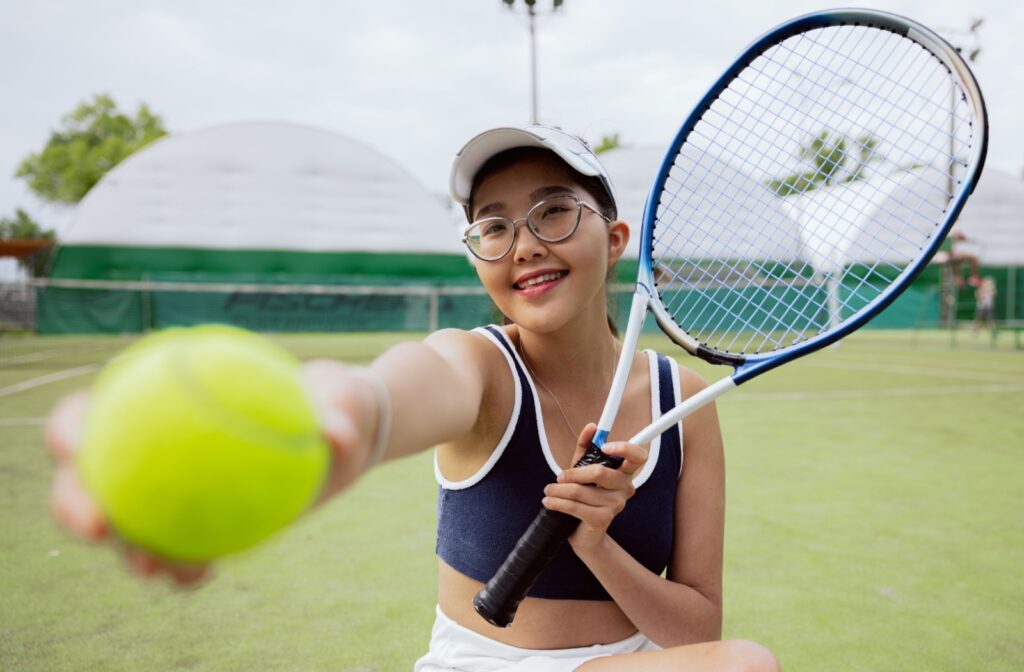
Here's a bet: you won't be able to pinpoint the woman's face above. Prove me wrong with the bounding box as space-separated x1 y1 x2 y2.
469 154 628 334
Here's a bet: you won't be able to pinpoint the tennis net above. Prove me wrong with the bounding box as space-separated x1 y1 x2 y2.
13 279 502 334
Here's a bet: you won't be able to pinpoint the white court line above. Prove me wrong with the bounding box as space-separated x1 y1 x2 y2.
0 364 99 397
2 348 86 365
803 359 1022 384
735 383 1024 402
1 339 131 365
821 351 1024 376
0 417 46 426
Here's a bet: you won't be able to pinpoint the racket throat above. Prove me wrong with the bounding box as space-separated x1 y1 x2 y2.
695 345 746 368
595 290 650 437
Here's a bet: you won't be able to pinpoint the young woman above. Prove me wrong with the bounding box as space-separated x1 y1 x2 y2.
47 125 779 671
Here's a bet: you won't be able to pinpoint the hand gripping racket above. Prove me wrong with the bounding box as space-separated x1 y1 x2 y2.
474 8 988 627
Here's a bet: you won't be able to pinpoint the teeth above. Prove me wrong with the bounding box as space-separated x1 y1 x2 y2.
518 272 563 289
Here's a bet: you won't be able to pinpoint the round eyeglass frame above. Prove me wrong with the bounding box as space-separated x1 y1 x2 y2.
461 195 611 262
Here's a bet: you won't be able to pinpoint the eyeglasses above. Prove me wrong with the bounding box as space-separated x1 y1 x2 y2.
462 195 611 262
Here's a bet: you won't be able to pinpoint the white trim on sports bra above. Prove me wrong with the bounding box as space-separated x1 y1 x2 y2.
668 356 685 480
435 326 677 490
433 327 523 491
629 348 663 488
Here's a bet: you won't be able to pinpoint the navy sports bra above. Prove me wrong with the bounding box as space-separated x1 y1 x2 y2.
434 326 683 601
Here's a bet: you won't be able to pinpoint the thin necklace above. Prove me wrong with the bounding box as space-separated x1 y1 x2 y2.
517 337 619 439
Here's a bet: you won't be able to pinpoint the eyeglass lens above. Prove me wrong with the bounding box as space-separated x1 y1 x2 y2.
465 196 581 261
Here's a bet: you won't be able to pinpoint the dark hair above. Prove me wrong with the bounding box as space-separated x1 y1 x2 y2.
472 147 620 336
469 147 617 221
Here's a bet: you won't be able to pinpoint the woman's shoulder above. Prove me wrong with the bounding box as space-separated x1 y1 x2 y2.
423 326 514 377
430 327 519 473
424 324 510 350
662 356 722 441
647 351 710 399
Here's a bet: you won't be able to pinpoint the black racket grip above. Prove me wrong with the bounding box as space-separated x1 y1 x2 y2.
473 445 623 627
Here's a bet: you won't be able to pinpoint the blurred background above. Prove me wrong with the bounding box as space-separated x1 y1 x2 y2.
1 2 1021 671
1 0 1022 336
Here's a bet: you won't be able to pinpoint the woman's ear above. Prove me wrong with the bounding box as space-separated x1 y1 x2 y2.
607 220 630 266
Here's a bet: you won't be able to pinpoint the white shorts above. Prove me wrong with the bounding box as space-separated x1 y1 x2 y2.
413 605 660 672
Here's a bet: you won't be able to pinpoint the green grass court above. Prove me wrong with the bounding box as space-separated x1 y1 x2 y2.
1 331 1022 671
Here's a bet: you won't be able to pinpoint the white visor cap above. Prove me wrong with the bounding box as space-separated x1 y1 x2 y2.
449 125 617 222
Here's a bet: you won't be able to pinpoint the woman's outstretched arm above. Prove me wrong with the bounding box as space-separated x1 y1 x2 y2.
46 327 495 580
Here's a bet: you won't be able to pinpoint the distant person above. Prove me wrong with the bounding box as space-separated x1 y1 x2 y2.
974 276 996 330
949 229 981 289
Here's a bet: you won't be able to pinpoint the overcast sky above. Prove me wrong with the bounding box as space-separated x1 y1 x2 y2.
1 0 1021 245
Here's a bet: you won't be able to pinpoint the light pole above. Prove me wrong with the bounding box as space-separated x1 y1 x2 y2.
938 19 983 197
502 0 564 124
936 19 983 330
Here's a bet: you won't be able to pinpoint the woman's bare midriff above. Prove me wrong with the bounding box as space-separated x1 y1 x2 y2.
437 560 638 649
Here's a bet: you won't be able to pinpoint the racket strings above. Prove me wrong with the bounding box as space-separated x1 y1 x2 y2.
775 30 966 145
674 26 969 251
659 158 823 349
663 78 958 344
750 35 971 191
659 53 909 325
711 30 963 232
764 27 975 317
652 23 978 355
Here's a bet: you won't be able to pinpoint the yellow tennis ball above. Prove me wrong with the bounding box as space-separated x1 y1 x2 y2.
77 325 330 562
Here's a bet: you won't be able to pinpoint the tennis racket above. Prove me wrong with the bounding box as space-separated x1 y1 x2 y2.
474 8 988 627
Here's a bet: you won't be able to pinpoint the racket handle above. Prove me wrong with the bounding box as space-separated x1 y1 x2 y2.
473 444 622 627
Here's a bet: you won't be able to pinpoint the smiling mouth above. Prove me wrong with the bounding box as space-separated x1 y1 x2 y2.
514 271 567 290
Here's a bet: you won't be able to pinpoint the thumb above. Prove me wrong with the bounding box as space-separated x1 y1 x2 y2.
570 423 600 465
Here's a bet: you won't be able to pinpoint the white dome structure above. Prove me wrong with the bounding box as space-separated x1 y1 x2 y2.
599 145 805 262
598 145 660 260
64 121 462 254
41 122 487 334
949 169 1024 266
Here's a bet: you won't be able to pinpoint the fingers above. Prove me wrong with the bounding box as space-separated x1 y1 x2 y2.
569 423 600 465
123 547 210 586
570 427 648 476
545 439 648 540
559 464 635 493
563 441 649 483
52 478 210 586
543 493 618 527
166 563 209 586
544 481 632 508
543 484 629 534
123 546 160 576
51 462 108 540
45 391 90 461
46 392 211 588
46 392 210 587
545 439 645 532
47 391 111 539
599 440 648 476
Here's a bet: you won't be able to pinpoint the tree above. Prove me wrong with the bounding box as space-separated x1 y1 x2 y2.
767 130 880 197
593 133 621 155
16 94 167 205
0 209 55 276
